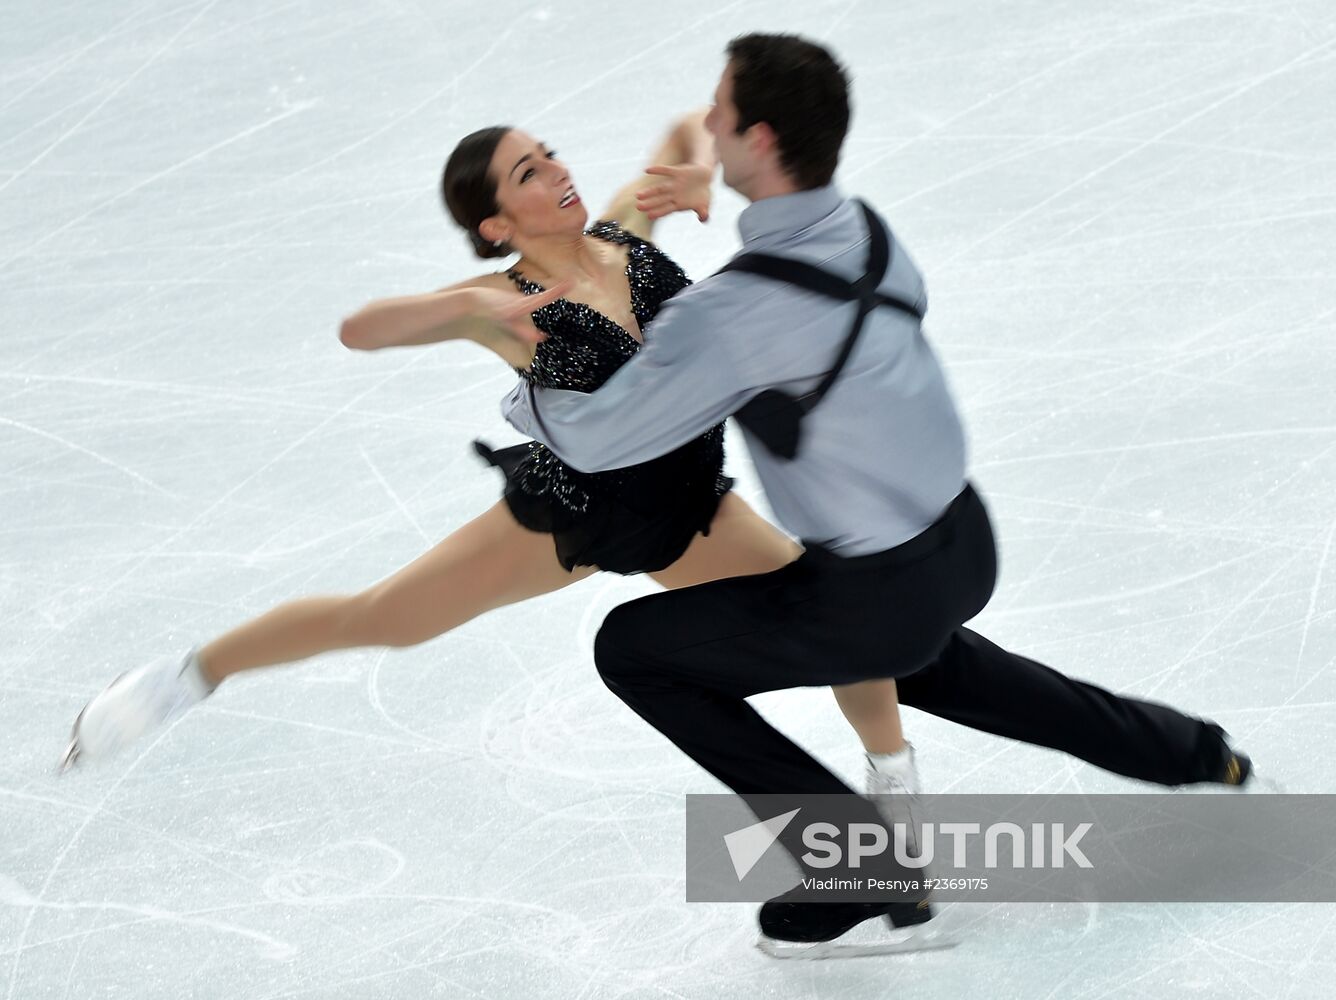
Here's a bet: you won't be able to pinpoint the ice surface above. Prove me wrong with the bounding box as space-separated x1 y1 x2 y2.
3 1 1334 997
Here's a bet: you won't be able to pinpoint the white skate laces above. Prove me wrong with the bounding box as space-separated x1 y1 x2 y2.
60 648 213 772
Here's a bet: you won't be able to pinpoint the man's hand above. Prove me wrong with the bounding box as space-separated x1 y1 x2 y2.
635 163 713 223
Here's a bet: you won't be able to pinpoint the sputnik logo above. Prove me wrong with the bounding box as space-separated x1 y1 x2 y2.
723 808 801 881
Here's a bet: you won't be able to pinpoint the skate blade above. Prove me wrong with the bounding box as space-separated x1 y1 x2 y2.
757 927 957 960
57 704 90 775
57 739 81 774
57 670 133 776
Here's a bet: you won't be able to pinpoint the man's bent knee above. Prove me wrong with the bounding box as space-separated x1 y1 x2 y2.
594 600 660 686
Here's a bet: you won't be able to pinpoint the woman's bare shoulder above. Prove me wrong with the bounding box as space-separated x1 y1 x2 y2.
435 270 515 294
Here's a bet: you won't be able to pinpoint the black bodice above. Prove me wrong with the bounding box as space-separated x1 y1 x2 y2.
499 221 729 517
508 219 688 390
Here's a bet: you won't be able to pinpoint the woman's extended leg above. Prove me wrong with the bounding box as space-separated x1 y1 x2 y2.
64 501 593 765
648 493 907 755
198 500 595 684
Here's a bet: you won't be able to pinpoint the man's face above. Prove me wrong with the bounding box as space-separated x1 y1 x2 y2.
705 63 753 194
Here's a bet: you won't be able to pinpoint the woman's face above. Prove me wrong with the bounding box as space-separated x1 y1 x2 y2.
485 129 587 245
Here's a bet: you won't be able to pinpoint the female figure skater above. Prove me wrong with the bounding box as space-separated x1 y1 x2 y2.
61 112 918 798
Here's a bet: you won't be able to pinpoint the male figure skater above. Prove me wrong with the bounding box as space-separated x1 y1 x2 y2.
504 32 1250 952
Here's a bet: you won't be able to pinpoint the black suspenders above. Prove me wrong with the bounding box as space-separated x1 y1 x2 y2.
714 201 924 459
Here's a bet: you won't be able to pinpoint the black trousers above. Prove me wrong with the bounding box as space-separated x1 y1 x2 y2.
594 484 1231 801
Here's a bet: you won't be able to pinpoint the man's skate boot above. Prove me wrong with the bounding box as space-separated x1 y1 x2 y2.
1220 750 1251 786
758 749 952 960
1203 724 1259 789
60 648 213 772
757 889 951 959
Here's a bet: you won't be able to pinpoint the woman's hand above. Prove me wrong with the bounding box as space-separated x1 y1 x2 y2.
469 281 572 345
635 163 713 223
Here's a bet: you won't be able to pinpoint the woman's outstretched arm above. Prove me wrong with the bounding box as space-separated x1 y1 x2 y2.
339 279 494 350
339 276 568 368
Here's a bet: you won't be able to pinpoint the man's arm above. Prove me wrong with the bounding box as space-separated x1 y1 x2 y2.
502 291 750 473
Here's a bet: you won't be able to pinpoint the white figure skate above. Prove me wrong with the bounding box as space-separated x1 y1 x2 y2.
60 649 211 772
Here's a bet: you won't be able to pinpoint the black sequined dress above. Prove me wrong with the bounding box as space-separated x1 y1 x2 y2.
474 220 732 574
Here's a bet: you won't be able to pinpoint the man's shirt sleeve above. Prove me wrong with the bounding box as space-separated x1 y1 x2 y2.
502 291 751 473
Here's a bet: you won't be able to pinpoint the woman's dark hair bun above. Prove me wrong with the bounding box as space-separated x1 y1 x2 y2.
441 126 514 260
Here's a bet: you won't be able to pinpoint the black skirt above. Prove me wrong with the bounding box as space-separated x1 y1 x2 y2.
474 439 733 575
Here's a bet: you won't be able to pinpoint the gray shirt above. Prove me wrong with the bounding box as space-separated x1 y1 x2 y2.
502 185 968 556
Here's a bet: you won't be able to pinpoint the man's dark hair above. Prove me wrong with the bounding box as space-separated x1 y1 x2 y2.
725 33 850 189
